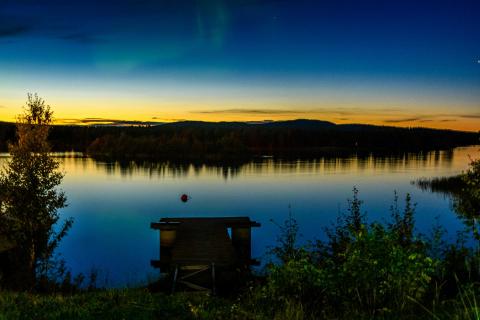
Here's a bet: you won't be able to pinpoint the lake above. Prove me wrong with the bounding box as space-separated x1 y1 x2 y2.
2 146 479 287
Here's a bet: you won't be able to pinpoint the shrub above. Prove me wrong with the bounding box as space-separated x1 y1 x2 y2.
250 189 438 318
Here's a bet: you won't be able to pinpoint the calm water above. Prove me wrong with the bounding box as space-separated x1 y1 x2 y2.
2 146 480 286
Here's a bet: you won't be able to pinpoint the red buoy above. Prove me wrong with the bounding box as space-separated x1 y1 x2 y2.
180 194 189 202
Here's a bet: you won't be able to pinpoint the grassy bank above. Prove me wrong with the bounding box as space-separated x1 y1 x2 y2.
0 284 479 320
0 290 237 320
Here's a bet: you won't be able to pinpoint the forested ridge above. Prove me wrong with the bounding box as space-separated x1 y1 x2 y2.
0 119 477 158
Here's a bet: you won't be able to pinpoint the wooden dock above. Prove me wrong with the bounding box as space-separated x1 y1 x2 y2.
150 217 260 293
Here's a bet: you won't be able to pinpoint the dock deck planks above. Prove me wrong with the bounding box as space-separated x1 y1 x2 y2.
169 218 237 266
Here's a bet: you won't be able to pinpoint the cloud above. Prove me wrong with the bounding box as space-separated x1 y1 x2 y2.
152 117 187 122
418 119 456 123
191 108 308 115
459 113 480 119
190 107 402 116
0 24 31 38
0 5 104 44
384 117 423 123
60 32 105 44
57 118 163 126
384 114 463 124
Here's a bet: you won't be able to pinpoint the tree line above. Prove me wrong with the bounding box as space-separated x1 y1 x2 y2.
0 119 478 159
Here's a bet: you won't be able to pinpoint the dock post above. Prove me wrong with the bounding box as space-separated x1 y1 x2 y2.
231 226 252 264
211 262 216 296
172 266 178 294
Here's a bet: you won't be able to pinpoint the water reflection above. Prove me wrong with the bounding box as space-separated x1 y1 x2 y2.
415 156 480 243
48 148 464 181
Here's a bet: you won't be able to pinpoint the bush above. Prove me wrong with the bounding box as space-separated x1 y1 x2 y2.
247 189 440 318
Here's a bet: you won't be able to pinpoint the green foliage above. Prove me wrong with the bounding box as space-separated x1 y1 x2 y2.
463 159 480 200
450 281 480 320
455 159 480 241
269 208 301 263
330 224 435 316
0 94 72 290
388 192 415 246
346 186 364 233
247 189 442 318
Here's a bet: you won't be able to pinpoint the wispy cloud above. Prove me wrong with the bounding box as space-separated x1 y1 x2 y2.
383 111 480 124
459 113 480 119
190 107 402 116
0 24 31 38
191 108 303 115
384 117 423 123
151 117 187 122
0 10 102 44
417 119 457 123
57 118 163 126
60 32 105 44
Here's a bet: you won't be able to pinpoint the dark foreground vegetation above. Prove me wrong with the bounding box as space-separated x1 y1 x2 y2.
0 119 478 160
0 290 237 320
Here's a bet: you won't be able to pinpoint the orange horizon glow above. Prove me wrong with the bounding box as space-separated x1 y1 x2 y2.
0 87 479 132
0 103 479 132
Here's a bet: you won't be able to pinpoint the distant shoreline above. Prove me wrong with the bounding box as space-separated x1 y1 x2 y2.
0 119 477 160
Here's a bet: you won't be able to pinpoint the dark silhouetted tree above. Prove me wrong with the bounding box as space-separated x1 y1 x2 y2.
0 93 72 290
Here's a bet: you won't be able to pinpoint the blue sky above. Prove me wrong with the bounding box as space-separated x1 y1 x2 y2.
0 0 479 130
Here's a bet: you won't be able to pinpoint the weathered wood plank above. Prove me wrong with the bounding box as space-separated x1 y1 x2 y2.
151 217 260 270
170 219 237 266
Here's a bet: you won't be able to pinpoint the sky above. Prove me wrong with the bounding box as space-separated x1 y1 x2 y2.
0 0 479 131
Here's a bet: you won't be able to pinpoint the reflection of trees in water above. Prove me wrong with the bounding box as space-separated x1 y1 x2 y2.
87 148 462 181
94 159 244 180
453 160 480 241
415 158 480 242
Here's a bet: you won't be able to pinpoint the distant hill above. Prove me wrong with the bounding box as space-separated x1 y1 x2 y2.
251 119 336 129
161 119 336 129
161 121 250 129
0 119 477 159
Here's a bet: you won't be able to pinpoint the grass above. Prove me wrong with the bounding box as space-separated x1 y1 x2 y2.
0 289 240 320
1 288 480 320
